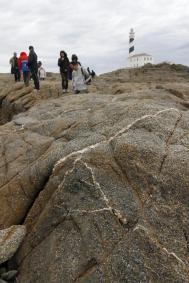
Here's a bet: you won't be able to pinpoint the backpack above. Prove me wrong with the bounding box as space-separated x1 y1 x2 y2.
21 60 29 72
86 67 96 80
91 70 96 78
81 67 91 84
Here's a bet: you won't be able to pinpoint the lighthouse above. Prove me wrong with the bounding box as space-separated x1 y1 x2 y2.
129 28 135 56
127 28 154 68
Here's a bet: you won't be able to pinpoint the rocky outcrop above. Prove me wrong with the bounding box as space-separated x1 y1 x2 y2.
0 65 189 282
0 83 37 125
0 81 60 125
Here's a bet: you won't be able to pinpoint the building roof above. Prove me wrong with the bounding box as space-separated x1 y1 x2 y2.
128 53 152 58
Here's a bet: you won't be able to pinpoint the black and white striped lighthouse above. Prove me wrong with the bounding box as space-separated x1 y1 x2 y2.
127 28 154 68
129 28 135 56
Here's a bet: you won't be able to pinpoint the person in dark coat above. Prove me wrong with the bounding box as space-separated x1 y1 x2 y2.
9 52 21 82
58 51 70 93
28 46 40 91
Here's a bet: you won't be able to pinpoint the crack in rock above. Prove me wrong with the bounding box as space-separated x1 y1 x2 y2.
81 161 128 226
111 153 144 209
68 208 112 215
134 224 186 267
56 156 128 226
74 257 98 282
56 157 82 192
162 247 185 265
159 112 183 173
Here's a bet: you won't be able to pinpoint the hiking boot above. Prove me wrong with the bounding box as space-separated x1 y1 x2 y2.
74 90 80 94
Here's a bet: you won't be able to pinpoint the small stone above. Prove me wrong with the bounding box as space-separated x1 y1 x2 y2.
1 270 18 280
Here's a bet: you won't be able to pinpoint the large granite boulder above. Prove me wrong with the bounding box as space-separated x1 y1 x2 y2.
14 102 189 281
0 67 189 282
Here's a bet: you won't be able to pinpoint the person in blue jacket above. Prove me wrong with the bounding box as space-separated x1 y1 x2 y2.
18 52 30 87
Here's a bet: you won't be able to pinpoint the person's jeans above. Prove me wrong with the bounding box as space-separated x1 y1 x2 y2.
14 68 21 82
23 71 30 87
30 68 40 90
61 72 68 90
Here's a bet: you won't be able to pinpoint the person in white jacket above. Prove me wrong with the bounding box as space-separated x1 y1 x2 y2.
38 61 46 80
71 62 91 94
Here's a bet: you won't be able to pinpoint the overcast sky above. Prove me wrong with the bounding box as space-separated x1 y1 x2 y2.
0 0 188 74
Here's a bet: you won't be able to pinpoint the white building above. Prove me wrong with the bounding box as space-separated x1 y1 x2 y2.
127 28 154 68
128 53 154 68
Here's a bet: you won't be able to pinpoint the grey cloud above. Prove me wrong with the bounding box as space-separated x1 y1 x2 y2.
0 0 188 73
177 43 189 51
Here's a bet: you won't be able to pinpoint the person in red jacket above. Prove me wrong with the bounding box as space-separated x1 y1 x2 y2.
18 52 30 87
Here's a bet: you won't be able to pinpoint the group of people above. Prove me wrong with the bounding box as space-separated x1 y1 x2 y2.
58 51 95 94
10 47 95 95
9 46 46 92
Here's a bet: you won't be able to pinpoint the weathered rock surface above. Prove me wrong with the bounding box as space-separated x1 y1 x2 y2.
0 64 189 282
0 225 26 264
0 80 61 125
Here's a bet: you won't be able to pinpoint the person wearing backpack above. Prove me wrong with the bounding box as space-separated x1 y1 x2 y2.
69 54 81 80
58 50 70 93
71 62 91 94
28 46 40 91
18 52 30 87
9 52 21 82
